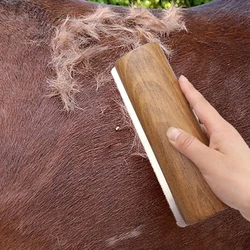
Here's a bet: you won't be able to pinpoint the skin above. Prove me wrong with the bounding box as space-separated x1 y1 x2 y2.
167 75 250 221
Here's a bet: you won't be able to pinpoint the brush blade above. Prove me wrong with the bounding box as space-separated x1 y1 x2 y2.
111 67 186 227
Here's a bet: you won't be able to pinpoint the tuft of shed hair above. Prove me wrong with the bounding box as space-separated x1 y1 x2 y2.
48 6 186 156
48 6 186 111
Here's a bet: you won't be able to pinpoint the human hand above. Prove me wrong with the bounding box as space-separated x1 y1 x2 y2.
167 75 250 221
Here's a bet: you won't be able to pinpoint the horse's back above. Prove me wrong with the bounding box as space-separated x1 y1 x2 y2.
0 0 250 249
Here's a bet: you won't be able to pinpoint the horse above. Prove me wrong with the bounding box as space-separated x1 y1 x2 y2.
0 0 250 249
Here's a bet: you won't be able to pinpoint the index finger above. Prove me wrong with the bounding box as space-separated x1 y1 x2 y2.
178 75 230 135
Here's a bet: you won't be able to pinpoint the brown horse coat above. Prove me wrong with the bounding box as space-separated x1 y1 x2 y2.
0 0 250 249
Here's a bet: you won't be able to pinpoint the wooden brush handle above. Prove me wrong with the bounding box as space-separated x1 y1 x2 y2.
115 43 226 225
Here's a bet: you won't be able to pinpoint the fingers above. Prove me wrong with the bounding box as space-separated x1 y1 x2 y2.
240 211 250 221
178 75 229 135
167 127 222 174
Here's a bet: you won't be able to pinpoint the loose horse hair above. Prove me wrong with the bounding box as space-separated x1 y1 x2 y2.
48 6 186 111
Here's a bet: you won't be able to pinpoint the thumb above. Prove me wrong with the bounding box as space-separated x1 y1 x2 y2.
167 127 215 172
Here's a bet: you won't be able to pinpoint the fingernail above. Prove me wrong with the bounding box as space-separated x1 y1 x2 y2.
179 75 187 81
167 127 182 141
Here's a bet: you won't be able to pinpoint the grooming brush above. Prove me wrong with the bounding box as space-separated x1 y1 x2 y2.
111 42 226 227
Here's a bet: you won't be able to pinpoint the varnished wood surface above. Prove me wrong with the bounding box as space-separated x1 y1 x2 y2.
115 43 227 225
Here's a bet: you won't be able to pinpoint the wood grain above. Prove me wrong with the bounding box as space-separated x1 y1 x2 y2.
115 43 227 225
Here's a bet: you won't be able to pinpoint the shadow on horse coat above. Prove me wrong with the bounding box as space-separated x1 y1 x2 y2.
0 0 250 249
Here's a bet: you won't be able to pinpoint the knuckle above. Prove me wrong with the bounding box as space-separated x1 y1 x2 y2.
178 134 196 150
192 93 205 110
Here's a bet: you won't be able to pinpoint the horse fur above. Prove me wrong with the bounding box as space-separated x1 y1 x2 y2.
1 0 250 249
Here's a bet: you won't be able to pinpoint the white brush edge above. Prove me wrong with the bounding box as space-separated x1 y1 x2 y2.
111 68 186 227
